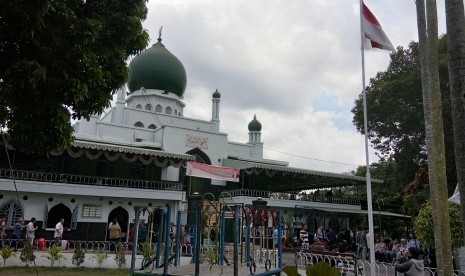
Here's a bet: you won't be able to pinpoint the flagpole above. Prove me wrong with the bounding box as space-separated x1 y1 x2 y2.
359 0 376 274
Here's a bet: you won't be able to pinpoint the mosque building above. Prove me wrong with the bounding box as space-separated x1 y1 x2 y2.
0 34 392 242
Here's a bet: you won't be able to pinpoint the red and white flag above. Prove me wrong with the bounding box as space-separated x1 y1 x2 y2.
362 1 394 51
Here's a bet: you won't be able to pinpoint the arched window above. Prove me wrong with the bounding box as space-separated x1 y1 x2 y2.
135 104 142 109
0 200 23 228
175 109 178 115
155 104 163 112
46 203 72 228
134 121 144 128
165 106 172 115
145 104 152 111
148 124 157 129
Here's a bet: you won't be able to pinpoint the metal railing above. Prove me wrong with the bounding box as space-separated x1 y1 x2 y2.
227 189 360 205
0 169 183 191
295 251 465 276
0 239 233 259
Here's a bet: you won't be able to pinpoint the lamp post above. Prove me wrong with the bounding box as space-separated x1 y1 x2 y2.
190 192 202 276
376 199 384 235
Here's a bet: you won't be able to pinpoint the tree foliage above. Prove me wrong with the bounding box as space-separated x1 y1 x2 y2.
351 36 456 214
414 201 463 250
352 37 451 165
0 0 149 153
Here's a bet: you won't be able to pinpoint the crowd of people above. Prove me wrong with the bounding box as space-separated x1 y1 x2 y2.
297 223 350 253
295 223 432 273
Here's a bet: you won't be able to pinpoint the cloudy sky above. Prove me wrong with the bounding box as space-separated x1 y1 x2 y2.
140 0 447 173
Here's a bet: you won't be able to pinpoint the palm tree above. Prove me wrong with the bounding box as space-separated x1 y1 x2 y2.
445 0 465 245
415 0 453 274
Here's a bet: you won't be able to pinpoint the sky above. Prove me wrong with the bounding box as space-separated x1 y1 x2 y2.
139 0 447 174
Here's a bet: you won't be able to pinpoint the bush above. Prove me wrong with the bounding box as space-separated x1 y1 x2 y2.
20 242 36 266
0 246 17 266
42 245 66 267
72 244 86 267
91 251 108 268
414 201 464 249
115 244 126 268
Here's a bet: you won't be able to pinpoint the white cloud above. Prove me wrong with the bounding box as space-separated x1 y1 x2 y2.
141 0 447 173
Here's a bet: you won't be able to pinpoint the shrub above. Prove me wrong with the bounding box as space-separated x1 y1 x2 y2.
42 245 66 267
72 244 86 267
91 251 108 268
115 244 126 268
20 242 36 266
0 246 17 267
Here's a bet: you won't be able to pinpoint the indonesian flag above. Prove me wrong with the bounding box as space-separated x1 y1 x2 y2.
362 1 394 51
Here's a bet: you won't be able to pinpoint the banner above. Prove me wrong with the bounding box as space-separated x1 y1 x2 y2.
186 161 239 182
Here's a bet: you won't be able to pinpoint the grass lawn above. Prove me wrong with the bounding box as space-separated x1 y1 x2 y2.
0 267 131 276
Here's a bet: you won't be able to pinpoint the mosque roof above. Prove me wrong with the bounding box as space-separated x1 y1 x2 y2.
128 37 187 97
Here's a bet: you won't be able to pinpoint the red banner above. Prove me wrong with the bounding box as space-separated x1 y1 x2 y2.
186 162 239 182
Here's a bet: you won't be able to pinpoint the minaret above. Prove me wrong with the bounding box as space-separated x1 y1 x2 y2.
113 86 127 124
248 115 262 143
247 115 263 158
211 89 221 131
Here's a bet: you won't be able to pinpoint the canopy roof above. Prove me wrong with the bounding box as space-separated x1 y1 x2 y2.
73 140 195 161
296 205 410 218
223 158 383 192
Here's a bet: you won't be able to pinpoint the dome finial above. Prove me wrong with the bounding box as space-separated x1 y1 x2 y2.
158 26 163 42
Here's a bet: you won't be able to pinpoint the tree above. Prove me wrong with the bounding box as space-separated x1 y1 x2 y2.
445 0 465 244
351 37 455 189
0 0 149 153
416 0 453 274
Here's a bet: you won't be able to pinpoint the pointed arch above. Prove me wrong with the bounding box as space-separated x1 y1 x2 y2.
165 106 172 115
185 148 212 165
107 206 129 241
47 203 72 228
145 104 152 111
135 104 142 109
148 124 157 130
155 104 163 112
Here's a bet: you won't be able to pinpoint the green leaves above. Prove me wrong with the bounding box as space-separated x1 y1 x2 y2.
414 201 464 249
0 0 149 153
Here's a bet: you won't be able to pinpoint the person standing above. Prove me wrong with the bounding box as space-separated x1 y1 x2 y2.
12 218 25 250
0 215 6 248
407 232 421 250
26 217 38 246
299 224 309 250
54 218 64 244
108 218 121 252
137 219 147 243
316 225 326 242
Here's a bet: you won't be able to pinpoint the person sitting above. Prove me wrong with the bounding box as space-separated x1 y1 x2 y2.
394 247 425 276
384 238 396 263
308 237 326 251
374 238 386 262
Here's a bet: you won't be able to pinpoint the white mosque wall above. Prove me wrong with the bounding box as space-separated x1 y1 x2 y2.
227 142 263 159
0 179 185 202
162 126 228 167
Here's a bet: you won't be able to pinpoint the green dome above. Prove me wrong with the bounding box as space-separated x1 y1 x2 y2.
128 38 187 97
212 89 221 99
248 115 262 132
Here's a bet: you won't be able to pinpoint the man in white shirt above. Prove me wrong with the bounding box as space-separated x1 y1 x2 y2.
54 218 64 243
26 217 38 245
